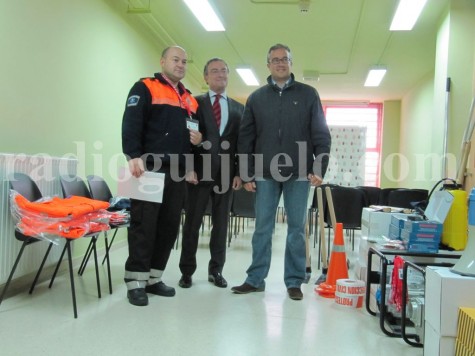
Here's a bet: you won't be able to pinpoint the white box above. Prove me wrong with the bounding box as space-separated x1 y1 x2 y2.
425 266 475 337
361 208 408 240
361 208 392 240
423 321 456 356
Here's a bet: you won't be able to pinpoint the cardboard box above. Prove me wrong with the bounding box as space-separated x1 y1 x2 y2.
425 267 475 337
423 321 456 356
404 220 443 233
361 208 408 240
388 223 402 239
403 241 439 254
391 213 420 228
401 230 441 244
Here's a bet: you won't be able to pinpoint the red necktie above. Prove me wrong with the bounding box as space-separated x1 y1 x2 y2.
212 94 221 129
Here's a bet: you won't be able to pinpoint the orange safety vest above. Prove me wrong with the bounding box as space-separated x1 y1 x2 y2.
15 194 110 218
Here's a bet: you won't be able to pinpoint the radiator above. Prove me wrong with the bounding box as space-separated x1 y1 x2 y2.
0 153 78 284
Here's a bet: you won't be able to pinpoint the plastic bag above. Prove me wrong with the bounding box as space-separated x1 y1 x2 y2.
10 190 111 243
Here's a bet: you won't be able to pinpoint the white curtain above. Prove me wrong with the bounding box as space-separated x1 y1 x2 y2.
324 126 366 186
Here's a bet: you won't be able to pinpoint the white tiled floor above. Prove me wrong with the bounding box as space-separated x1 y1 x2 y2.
0 220 423 356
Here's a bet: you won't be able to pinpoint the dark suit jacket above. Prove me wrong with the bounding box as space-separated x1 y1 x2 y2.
194 93 244 186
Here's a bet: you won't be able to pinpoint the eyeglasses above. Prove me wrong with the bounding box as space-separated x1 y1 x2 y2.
209 68 229 75
269 57 291 65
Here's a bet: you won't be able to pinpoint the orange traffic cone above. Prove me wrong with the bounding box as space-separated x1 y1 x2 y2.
315 222 349 298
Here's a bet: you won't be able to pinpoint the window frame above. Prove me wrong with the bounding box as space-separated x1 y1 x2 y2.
322 103 383 186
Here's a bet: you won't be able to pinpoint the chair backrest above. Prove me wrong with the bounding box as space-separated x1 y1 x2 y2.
230 189 255 218
86 175 113 202
378 187 399 205
328 185 367 229
59 175 91 198
8 172 42 202
8 172 43 242
356 186 381 206
387 188 429 209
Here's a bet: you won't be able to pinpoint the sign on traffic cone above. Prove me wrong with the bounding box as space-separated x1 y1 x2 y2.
315 222 348 298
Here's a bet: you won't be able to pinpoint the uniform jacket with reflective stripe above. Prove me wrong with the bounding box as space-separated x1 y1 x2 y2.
122 72 199 170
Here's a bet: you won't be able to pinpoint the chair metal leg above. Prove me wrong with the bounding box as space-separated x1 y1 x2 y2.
317 223 321 270
233 216 237 237
78 239 94 275
49 242 68 288
65 240 78 318
103 233 112 294
227 216 233 247
29 242 54 294
0 241 28 305
102 228 118 265
91 236 101 299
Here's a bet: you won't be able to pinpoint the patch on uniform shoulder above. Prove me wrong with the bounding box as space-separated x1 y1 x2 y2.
127 95 140 107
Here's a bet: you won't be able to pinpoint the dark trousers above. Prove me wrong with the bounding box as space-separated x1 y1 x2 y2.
179 183 232 276
125 174 185 274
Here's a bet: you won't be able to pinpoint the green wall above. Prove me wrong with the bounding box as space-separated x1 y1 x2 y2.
0 0 199 257
380 100 401 188
395 0 475 191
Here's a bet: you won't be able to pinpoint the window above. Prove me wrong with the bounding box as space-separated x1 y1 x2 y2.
323 103 382 186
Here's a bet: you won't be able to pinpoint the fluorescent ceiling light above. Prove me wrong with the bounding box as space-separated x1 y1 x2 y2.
390 0 428 31
236 68 259 86
364 68 387 87
183 0 225 31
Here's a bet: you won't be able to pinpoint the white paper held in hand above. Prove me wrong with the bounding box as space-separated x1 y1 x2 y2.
117 167 165 203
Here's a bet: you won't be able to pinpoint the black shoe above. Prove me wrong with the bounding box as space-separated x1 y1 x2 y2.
231 282 265 294
127 288 148 306
287 287 303 300
145 281 176 297
208 272 228 288
178 275 192 288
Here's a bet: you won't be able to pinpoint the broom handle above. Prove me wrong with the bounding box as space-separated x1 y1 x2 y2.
325 186 337 228
317 187 328 268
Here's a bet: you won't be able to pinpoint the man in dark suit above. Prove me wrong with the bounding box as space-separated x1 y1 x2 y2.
178 58 244 288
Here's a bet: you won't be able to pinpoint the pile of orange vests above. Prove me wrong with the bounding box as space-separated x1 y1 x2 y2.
12 192 111 239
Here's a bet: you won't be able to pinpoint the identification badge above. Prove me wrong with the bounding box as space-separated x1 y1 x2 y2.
186 117 199 131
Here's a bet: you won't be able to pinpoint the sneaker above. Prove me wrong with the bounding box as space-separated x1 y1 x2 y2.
208 272 228 288
127 288 148 306
231 282 265 294
145 281 176 297
287 287 303 300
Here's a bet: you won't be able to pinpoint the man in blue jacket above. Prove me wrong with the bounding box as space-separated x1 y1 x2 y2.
232 43 331 300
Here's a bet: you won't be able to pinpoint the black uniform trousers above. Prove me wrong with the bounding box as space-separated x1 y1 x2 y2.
125 173 185 274
179 182 232 276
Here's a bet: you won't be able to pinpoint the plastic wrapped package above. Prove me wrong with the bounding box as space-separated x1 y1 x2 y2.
108 196 131 211
10 190 111 243
107 209 130 225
